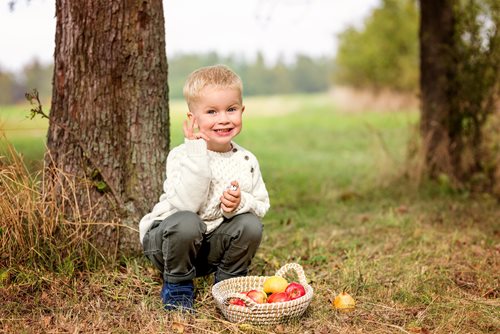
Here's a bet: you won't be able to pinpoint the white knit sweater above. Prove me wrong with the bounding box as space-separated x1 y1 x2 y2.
139 139 270 244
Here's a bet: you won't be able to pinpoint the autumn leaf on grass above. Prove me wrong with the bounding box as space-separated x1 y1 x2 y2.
408 327 431 334
171 322 185 333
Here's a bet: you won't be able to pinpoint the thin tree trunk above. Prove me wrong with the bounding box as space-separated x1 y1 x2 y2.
419 0 456 179
47 0 169 253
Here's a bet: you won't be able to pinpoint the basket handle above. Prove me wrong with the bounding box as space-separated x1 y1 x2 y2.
224 292 259 310
275 263 308 285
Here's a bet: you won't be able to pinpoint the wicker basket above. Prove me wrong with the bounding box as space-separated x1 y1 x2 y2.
211 263 313 325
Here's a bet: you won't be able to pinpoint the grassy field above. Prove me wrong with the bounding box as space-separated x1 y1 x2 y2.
1 94 499 333
0 104 48 170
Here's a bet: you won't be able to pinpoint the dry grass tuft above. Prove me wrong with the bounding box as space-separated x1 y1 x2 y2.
0 138 117 276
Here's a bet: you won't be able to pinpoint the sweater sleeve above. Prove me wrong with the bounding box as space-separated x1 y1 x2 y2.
223 155 270 219
164 139 211 212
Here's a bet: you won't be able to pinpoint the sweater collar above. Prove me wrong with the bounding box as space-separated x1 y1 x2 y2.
207 142 240 158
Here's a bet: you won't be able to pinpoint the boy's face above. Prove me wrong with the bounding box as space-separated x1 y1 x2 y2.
188 87 244 152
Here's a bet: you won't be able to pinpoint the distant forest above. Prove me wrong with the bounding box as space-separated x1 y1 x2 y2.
0 0 422 105
168 52 333 99
0 52 333 105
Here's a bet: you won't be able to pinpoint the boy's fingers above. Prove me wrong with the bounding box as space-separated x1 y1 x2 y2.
221 195 237 207
221 203 233 213
184 118 210 141
226 181 240 195
227 191 239 199
220 195 231 206
223 191 239 202
183 119 195 139
228 182 240 195
220 201 232 212
198 132 210 141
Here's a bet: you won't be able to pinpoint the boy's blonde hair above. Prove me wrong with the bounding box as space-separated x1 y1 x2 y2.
183 65 243 109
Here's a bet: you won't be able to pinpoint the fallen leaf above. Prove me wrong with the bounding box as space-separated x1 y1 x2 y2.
274 324 285 333
42 315 52 327
408 327 431 334
339 191 362 201
171 322 185 333
396 205 409 214
359 214 370 223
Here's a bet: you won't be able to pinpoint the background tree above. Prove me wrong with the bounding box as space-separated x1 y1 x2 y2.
419 0 499 191
419 0 456 180
0 61 52 105
242 52 274 96
0 70 16 104
21 59 53 102
334 0 419 92
45 0 169 252
271 57 295 94
291 55 330 93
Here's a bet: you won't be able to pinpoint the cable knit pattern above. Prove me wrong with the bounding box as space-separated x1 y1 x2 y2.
139 139 270 244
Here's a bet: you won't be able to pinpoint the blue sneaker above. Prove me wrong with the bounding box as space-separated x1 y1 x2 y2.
160 281 194 311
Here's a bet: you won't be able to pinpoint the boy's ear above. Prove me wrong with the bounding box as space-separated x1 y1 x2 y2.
187 112 198 129
241 105 245 113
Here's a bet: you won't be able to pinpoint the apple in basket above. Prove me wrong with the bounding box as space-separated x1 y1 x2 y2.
267 292 291 303
229 297 246 307
263 276 288 294
285 282 306 300
246 289 267 304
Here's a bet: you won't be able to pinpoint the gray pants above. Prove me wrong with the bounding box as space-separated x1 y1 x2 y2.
142 211 263 284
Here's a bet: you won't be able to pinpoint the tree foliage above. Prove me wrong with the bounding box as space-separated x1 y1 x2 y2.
418 0 499 194
335 0 419 92
449 0 499 187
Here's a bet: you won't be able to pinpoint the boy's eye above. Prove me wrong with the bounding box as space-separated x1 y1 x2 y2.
228 107 236 112
207 110 216 115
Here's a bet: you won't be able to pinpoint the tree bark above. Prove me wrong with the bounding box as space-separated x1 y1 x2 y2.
419 0 456 179
47 0 169 253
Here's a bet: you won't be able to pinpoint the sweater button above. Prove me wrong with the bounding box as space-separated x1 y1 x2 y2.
232 148 237 152
244 155 249 160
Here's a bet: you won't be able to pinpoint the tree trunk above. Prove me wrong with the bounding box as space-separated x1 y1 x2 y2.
47 0 169 253
419 0 457 180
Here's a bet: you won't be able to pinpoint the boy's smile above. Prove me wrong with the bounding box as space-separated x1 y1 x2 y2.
188 87 244 152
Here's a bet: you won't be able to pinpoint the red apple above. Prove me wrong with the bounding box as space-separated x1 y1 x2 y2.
267 292 291 303
246 289 267 304
285 282 306 300
229 297 246 307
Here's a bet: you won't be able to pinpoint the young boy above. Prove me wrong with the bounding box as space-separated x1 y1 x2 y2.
139 65 270 311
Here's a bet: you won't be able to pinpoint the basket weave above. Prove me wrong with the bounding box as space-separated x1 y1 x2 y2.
211 263 313 325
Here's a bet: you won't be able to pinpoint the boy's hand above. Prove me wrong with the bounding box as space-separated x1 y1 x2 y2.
183 116 209 141
221 181 241 213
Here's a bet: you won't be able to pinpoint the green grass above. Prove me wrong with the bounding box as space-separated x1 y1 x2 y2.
0 104 48 169
1 94 499 333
